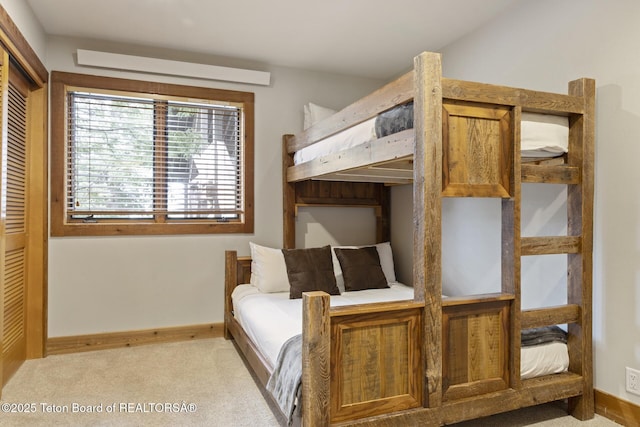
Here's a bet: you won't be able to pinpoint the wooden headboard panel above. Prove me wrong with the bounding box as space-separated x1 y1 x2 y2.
282 134 390 249
224 251 251 339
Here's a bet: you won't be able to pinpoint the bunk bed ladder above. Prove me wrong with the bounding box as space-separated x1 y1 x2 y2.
517 78 595 419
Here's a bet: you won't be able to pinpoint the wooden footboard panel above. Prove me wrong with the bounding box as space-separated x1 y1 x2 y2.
330 303 423 422
303 292 424 424
442 295 512 401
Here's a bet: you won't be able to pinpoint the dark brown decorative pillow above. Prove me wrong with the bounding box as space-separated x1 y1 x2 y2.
282 245 340 299
334 246 389 291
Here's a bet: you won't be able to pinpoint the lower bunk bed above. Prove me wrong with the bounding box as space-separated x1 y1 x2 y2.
224 246 581 426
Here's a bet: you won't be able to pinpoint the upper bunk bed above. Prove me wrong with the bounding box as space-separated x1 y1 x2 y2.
284 52 588 194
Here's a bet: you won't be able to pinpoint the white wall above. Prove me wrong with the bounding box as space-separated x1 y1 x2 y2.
434 0 640 406
0 0 46 58
44 36 385 337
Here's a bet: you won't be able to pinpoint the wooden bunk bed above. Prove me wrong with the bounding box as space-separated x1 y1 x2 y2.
224 51 595 426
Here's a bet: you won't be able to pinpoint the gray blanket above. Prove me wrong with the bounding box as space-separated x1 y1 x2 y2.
521 325 567 347
374 101 414 137
266 334 302 426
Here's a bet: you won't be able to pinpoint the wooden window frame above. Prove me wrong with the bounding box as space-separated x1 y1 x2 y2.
50 71 254 237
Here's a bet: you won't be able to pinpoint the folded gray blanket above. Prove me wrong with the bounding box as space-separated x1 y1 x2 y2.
521 325 567 347
266 334 302 426
375 101 414 138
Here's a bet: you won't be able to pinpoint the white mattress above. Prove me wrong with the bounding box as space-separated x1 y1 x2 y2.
231 283 568 378
294 112 569 164
521 342 569 379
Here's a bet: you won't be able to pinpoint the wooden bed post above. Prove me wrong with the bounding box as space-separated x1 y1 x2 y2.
567 77 595 420
302 291 331 426
413 51 443 408
502 106 522 391
378 185 391 243
224 250 237 340
283 134 296 249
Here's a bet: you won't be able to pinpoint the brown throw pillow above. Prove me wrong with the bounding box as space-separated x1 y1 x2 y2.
334 246 389 291
282 245 340 299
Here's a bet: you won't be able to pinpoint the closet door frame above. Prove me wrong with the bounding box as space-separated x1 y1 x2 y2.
0 5 48 394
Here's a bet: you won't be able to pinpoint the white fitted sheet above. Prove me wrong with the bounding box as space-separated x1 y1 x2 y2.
294 112 569 164
232 283 568 377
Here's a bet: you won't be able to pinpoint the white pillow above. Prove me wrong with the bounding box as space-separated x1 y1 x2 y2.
375 242 397 283
331 242 397 293
249 242 289 293
303 102 337 130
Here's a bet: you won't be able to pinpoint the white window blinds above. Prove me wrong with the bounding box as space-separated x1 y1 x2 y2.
66 91 244 220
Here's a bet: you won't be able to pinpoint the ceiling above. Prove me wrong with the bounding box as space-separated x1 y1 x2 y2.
26 0 520 80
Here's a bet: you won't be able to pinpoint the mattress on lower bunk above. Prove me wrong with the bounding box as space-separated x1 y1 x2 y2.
231 283 568 379
295 102 569 165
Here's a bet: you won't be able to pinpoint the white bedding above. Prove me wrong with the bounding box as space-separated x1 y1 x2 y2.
521 342 569 379
294 111 569 165
232 282 414 369
232 283 568 378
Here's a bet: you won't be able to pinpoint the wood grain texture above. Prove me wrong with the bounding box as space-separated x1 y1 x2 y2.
284 159 392 246
224 251 240 339
442 299 510 401
413 51 443 409
595 389 640 426
330 306 423 422
335 373 585 426
47 323 224 355
302 292 331 427
502 105 522 391
442 101 513 197
442 78 585 114
521 236 581 255
521 304 580 329
521 164 580 184
287 130 413 183
282 135 297 249
566 77 596 420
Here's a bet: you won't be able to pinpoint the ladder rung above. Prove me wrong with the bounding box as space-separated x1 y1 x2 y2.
522 304 581 329
521 164 580 184
521 236 581 255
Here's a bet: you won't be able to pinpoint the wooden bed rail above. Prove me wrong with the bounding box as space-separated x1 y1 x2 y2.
287 68 587 157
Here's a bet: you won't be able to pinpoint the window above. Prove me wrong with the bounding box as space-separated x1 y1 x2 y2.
51 72 254 236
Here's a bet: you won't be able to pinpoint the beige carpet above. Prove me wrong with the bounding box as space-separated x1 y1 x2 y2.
0 338 620 426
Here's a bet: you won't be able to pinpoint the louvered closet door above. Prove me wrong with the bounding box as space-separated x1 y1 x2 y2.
1 59 29 386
